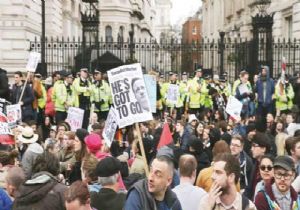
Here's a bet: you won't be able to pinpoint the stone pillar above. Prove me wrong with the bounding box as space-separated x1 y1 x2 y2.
272 12 283 40
293 2 300 38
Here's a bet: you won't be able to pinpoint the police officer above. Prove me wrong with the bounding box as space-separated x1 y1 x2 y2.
54 71 77 124
187 69 203 115
91 70 112 120
73 68 92 129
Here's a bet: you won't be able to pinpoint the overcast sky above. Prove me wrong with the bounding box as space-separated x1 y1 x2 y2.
170 0 202 26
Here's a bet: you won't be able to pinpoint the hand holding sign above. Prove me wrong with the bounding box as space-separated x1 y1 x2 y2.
225 96 243 120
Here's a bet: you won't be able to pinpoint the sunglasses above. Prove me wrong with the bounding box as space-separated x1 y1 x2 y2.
260 165 273 171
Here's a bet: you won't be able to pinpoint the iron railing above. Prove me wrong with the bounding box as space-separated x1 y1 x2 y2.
30 37 300 81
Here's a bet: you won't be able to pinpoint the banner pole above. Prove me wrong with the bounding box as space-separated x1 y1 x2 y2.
135 123 149 177
18 72 30 104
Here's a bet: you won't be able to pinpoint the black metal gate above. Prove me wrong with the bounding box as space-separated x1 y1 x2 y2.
30 36 300 81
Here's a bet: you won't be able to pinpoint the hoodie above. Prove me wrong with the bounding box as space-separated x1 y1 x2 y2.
255 66 275 106
21 142 44 179
13 171 66 210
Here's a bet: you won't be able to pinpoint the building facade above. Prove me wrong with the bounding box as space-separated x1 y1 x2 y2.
0 0 163 74
181 9 202 73
202 0 300 40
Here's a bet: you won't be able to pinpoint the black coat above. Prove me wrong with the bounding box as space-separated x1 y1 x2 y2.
0 68 9 100
91 188 126 210
10 82 34 121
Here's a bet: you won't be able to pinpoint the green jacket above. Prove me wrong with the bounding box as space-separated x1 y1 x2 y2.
91 80 112 112
73 77 92 97
187 77 201 108
38 84 47 109
275 83 294 111
54 82 78 112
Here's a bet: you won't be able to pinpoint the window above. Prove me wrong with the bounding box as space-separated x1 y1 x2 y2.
192 26 197 35
118 26 124 43
105 26 113 42
285 16 293 39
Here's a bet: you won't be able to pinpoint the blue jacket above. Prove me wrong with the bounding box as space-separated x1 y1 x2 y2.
0 188 12 210
255 66 275 106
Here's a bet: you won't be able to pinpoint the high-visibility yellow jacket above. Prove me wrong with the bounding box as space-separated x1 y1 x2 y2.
275 82 294 111
91 80 112 112
187 77 201 109
54 82 78 112
38 84 47 109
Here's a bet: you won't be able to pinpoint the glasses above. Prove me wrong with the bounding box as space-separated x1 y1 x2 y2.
260 165 273 172
274 172 293 180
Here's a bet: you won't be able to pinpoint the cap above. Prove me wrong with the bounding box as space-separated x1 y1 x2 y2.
95 156 121 177
75 128 89 142
195 68 202 72
94 69 101 75
169 71 177 76
34 73 42 78
59 70 69 77
182 72 187 76
219 76 226 82
204 74 211 80
274 156 295 171
160 74 164 78
80 68 88 72
85 134 103 154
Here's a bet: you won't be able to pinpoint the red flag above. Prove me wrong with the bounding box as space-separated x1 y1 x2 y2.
157 123 173 150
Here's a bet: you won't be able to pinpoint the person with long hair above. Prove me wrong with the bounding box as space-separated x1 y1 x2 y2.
68 129 89 184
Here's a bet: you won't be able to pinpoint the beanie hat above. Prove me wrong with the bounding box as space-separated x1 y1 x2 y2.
75 129 89 142
85 134 103 154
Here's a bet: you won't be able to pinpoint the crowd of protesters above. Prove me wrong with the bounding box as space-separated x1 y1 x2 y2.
0 65 300 210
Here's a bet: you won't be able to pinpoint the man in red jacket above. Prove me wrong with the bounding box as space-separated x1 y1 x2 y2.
254 156 299 210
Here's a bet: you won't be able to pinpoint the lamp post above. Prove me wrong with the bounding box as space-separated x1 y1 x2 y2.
41 0 46 77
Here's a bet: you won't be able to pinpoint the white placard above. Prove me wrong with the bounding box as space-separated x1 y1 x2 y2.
225 96 243 120
287 123 300 136
238 83 250 95
166 84 179 105
102 107 119 147
107 63 153 128
26 52 41 72
66 107 85 131
144 74 157 113
6 104 22 127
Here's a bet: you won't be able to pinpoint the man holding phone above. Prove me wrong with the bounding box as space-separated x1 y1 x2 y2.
198 153 256 210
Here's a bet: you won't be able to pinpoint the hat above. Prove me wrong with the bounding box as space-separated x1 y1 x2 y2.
59 70 68 77
85 134 103 153
195 68 202 72
160 74 164 78
80 68 88 72
188 114 199 123
18 126 39 144
219 76 226 82
204 74 211 80
95 156 121 177
75 129 89 142
182 72 187 76
274 156 295 171
169 71 177 76
93 69 101 75
252 132 271 150
34 73 42 78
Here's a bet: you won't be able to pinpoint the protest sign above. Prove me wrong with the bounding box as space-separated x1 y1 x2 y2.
26 52 41 72
66 107 84 131
166 84 179 105
107 63 153 128
238 84 250 95
6 104 22 127
287 123 300 136
0 113 14 145
0 98 6 114
225 96 243 120
102 107 119 147
144 74 157 113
